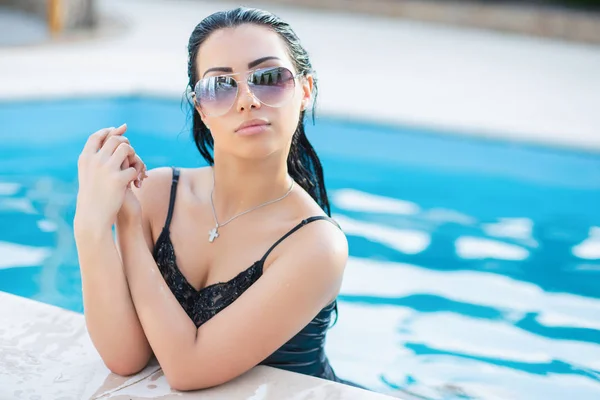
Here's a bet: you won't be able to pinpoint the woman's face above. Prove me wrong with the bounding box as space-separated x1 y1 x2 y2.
195 24 313 160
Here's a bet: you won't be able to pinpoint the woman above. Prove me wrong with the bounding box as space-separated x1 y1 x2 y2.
74 7 358 391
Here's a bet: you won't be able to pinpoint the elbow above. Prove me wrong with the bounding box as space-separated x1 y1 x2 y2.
165 367 219 392
167 377 194 392
107 363 144 377
166 372 202 392
96 341 153 377
104 357 149 377
166 375 195 392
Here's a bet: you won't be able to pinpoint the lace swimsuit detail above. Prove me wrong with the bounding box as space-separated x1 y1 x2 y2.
151 167 362 388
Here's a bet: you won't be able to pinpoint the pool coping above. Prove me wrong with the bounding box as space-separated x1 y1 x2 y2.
0 291 398 399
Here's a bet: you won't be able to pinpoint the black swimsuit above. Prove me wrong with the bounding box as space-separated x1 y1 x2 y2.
152 167 360 387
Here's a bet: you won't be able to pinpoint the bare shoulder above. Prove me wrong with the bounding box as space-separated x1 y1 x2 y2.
261 215 348 308
276 186 349 275
131 165 212 216
130 167 176 215
298 216 348 264
305 216 347 250
269 213 349 288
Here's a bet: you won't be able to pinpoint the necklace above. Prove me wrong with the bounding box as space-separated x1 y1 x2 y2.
208 169 295 243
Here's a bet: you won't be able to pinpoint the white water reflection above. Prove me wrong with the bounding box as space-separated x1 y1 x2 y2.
455 236 530 260
0 182 20 196
335 214 430 254
326 303 413 392
482 218 536 244
37 220 58 233
333 189 421 215
572 227 600 260
0 197 37 214
327 299 600 400
0 241 51 269
341 257 600 331
421 208 477 225
400 312 600 369
333 191 534 261
380 353 600 400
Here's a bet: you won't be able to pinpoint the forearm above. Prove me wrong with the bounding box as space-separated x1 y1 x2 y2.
74 224 152 375
118 222 197 379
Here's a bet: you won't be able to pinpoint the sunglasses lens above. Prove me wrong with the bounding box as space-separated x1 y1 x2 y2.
195 76 238 116
249 67 296 107
193 67 297 116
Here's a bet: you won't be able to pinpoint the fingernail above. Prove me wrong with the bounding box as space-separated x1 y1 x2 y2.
108 126 115 130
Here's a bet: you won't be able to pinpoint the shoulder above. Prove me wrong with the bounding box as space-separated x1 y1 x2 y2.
298 217 348 261
306 218 348 281
132 166 212 202
290 186 348 266
130 167 176 213
130 166 210 229
269 182 349 279
269 216 348 290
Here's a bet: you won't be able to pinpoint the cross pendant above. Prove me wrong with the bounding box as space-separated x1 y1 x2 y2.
208 226 219 243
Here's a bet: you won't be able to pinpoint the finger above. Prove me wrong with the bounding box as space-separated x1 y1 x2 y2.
119 166 139 186
98 135 131 161
141 158 148 180
120 157 130 171
129 154 144 176
126 154 146 188
81 128 113 156
109 143 135 170
100 123 128 148
111 123 127 136
121 147 135 171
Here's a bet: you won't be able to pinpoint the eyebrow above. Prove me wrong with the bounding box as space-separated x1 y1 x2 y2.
202 56 281 77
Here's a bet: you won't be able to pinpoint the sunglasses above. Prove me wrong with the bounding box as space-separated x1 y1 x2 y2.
193 66 303 117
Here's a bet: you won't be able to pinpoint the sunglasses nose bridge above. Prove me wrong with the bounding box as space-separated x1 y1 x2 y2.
235 77 261 108
238 77 256 97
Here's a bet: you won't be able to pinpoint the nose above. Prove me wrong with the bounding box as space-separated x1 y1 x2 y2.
235 80 261 112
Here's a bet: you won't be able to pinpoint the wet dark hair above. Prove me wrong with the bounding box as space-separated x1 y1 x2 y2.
186 7 331 216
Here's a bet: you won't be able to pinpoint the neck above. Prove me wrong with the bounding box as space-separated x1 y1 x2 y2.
210 152 292 221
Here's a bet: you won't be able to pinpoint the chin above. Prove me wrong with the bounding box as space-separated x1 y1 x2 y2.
234 140 283 160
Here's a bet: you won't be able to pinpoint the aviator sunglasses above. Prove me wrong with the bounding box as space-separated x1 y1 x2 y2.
193 66 304 117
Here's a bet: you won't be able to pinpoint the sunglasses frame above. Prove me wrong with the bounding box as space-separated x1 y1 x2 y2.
192 66 305 117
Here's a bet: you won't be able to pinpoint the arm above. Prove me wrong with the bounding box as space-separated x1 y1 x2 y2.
118 217 347 391
75 226 153 376
74 125 151 376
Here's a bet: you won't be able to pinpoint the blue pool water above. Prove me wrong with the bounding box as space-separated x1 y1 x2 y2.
1 97 599 399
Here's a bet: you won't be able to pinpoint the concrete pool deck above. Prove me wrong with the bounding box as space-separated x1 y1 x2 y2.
0 0 599 152
0 291 396 400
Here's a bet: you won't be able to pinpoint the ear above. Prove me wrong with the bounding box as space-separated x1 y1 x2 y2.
300 74 314 111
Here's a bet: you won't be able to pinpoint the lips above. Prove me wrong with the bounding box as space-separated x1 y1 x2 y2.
235 119 270 133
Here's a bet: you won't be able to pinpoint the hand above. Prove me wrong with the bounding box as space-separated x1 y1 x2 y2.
101 127 147 226
74 124 146 235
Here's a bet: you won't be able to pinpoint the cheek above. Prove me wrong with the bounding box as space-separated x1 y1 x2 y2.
277 100 303 135
286 86 305 120
205 116 229 134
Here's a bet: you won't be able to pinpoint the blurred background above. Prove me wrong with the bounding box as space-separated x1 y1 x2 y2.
1 1 599 399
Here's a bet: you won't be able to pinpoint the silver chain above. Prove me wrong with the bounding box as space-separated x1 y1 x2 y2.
208 168 295 242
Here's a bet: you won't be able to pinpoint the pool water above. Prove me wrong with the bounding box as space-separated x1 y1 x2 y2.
1 97 599 399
